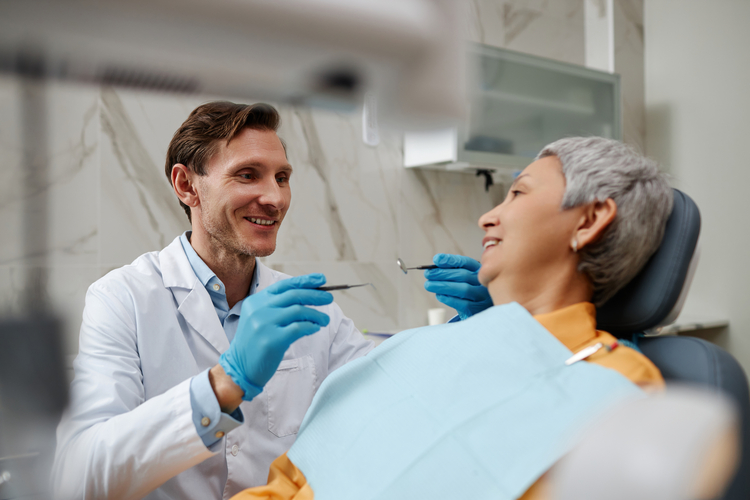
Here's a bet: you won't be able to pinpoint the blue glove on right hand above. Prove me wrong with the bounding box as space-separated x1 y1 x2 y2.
219 273 333 402
423 253 492 321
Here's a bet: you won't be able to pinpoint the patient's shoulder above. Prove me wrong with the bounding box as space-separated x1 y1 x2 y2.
588 331 665 391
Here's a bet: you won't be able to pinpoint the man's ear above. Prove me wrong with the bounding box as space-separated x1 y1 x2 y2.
171 164 200 210
574 198 617 250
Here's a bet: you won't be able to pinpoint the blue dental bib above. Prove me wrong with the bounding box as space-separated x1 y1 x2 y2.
289 303 643 500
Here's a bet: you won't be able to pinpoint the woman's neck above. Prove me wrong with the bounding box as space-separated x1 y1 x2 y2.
487 267 592 316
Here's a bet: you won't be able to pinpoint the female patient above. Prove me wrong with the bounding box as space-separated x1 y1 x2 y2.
233 136 673 500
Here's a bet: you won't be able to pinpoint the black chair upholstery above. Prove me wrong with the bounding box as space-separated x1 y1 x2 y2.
595 189 749 500
597 189 701 334
639 336 750 500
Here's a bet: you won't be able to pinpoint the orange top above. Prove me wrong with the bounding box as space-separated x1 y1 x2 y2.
232 302 664 500
534 302 663 391
519 302 663 500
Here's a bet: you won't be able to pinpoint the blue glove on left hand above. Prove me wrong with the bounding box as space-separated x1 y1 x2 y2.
423 253 492 321
219 273 333 402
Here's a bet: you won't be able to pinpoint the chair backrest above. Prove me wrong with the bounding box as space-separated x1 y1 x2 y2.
595 188 750 500
596 189 701 334
639 336 750 500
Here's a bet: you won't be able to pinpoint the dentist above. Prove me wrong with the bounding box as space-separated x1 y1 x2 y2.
52 102 375 499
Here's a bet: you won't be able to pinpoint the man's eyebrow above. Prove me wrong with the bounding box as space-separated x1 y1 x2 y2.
235 162 293 172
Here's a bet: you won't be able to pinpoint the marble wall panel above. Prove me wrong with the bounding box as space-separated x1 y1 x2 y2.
397 168 498 329
399 169 493 265
264 261 401 333
268 106 402 264
0 76 31 315
0 76 23 268
98 88 195 267
466 0 585 65
583 0 646 150
0 79 99 270
45 84 100 268
0 0 607 353
614 0 645 151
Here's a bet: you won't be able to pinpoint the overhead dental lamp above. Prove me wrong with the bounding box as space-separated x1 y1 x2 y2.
0 0 464 123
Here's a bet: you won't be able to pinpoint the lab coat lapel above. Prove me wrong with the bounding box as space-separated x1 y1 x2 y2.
254 259 284 294
160 237 229 355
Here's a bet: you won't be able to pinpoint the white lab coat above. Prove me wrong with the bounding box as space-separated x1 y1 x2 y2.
52 236 373 500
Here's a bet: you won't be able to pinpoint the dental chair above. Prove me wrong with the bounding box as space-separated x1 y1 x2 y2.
597 189 750 500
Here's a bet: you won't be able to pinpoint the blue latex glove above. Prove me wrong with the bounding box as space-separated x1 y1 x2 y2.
423 253 492 321
219 273 333 401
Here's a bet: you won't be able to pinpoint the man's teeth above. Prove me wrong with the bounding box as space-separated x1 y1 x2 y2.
484 239 501 250
249 217 275 226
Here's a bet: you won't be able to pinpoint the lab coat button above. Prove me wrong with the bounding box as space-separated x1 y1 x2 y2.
231 444 239 456
213 284 221 291
201 417 210 427
215 431 225 438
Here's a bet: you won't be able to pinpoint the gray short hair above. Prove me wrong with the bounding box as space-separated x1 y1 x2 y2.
537 137 673 306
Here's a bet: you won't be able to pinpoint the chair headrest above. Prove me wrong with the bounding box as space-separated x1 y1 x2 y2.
596 189 701 335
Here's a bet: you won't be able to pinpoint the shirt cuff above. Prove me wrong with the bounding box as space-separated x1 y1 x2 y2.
190 369 244 448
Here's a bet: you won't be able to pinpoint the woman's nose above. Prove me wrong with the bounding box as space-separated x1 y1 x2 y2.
478 206 500 230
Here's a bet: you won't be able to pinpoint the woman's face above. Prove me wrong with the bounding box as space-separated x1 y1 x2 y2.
477 155 584 302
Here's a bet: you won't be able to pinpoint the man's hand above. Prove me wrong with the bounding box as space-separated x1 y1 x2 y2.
423 254 492 321
218 273 333 404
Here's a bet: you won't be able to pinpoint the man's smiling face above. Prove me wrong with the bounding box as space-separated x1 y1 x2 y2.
193 127 292 258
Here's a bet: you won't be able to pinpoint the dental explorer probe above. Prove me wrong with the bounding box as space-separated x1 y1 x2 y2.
397 258 437 274
317 283 374 291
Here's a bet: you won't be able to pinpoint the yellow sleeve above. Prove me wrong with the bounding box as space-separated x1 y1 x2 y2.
230 453 314 500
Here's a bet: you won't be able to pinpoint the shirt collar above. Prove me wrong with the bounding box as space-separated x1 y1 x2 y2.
180 231 219 287
179 231 259 303
533 302 601 352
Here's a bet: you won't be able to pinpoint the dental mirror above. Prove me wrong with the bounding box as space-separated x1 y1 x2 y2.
397 258 437 274
317 283 374 292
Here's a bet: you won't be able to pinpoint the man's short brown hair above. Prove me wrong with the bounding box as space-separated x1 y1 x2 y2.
165 101 283 221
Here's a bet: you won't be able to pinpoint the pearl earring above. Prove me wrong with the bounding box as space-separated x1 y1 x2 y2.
572 239 578 253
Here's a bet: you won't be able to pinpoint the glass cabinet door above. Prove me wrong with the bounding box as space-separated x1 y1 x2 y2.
462 44 620 162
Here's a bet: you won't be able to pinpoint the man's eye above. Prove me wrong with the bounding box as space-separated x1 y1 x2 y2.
240 173 253 180
276 175 289 183
511 190 522 196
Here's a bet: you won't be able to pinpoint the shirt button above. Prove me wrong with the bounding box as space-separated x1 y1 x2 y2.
201 417 211 427
215 431 225 439
213 284 221 291
231 444 239 456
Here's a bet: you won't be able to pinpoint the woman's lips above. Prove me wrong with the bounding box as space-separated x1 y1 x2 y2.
482 237 501 250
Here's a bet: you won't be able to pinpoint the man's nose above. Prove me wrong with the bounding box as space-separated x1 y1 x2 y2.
258 177 286 210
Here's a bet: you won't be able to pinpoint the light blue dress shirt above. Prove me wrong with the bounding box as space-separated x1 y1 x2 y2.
181 231 261 448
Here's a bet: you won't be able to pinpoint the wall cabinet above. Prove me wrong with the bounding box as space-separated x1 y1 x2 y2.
404 44 621 175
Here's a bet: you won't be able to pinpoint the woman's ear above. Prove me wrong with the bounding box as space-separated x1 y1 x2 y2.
574 198 617 251
172 164 200 209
